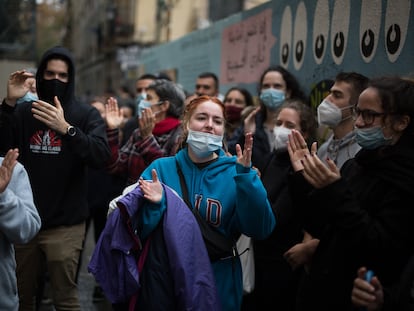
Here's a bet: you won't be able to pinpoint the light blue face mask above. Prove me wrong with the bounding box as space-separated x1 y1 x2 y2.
16 91 38 105
136 93 147 116
186 130 223 158
355 126 392 149
260 88 286 110
137 100 152 118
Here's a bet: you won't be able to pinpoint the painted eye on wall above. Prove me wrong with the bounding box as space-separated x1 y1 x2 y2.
385 0 410 62
359 0 381 62
293 2 307 70
330 0 350 64
279 6 293 67
314 35 324 59
312 0 329 64
281 44 289 64
361 30 375 58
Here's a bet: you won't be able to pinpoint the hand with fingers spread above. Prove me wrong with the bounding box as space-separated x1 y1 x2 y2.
5 70 36 106
31 96 70 134
0 148 19 193
138 169 163 203
236 132 253 167
105 97 124 130
288 129 340 188
138 107 156 139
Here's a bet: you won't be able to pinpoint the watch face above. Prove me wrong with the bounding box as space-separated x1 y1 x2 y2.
68 126 76 136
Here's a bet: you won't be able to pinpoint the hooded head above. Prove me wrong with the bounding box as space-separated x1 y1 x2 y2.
36 46 75 106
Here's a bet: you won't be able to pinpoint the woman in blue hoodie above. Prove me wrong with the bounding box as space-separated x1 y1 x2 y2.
138 95 276 310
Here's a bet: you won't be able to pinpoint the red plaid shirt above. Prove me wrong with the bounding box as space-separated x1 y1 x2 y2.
107 123 182 185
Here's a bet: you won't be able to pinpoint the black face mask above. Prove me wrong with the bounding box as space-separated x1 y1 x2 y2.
39 79 68 104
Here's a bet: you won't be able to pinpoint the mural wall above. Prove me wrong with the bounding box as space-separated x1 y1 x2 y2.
139 0 413 109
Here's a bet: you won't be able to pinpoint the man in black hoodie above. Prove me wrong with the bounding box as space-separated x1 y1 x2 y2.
0 46 110 309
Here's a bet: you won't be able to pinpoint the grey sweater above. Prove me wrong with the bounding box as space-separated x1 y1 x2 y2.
0 159 41 310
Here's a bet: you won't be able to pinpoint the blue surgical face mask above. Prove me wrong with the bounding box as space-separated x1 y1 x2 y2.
137 100 151 118
186 129 223 158
136 92 147 116
355 126 392 150
16 91 38 105
260 88 286 110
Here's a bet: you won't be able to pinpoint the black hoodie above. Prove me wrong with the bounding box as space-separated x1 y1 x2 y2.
0 46 111 229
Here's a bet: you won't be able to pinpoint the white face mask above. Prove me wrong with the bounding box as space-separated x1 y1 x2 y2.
186 130 223 158
273 126 292 151
317 99 352 128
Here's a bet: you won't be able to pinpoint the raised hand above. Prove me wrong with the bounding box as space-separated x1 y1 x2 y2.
138 107 156 139
287 129 314 171
236 132 253 168
0 149 19 193
6 70 35 106
138 169 163 203
32 96 69 134
301 153 341 188
288 130 340 188
243 106 260 135
105 97 124 129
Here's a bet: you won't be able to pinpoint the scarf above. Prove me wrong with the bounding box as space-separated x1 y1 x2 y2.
153 117 181 136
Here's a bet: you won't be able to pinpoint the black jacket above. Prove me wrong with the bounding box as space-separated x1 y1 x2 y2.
0 46 111 229
289 133 414 311
249 150 304 310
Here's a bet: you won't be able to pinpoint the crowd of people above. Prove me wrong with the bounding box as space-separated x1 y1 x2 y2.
1 44 414 311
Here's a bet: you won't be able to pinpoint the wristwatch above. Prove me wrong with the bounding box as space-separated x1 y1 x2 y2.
66 125 77 137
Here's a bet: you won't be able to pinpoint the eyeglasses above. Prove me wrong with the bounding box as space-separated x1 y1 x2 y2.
353 107 386 125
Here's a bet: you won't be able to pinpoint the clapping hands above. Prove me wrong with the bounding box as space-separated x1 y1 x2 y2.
287 129 340 188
